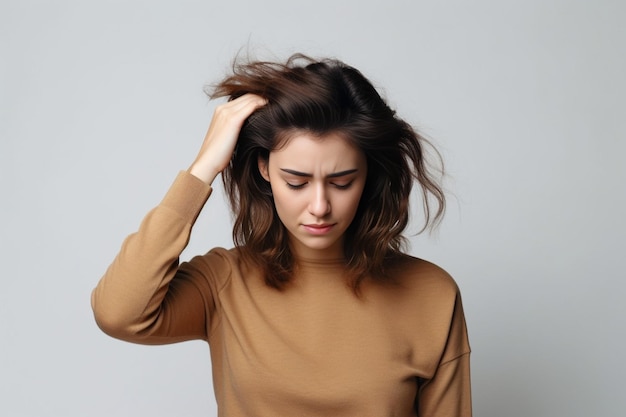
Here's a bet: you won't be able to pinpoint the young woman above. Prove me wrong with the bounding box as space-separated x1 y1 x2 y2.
92 54 472 416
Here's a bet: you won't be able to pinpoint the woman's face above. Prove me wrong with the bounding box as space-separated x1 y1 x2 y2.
258 132 367 260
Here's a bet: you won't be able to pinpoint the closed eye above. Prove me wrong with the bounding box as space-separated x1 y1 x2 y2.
332 181 353 190
286 182 307 190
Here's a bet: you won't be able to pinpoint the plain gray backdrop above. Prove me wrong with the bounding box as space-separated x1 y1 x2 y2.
2 0 624 416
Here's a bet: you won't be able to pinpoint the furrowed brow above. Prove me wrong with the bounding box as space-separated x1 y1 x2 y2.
280 168 310 177
327 169 359 178
279 168 358 178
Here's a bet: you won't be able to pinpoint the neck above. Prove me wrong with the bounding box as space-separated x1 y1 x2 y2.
289 238 345 263
293 253 347 282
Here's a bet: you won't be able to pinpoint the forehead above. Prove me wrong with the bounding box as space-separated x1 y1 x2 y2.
270 131 365 167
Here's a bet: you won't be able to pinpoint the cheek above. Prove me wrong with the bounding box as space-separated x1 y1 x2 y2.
335 188 365 219
271 188 301 221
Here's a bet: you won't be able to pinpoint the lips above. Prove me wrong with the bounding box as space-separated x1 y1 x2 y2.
302 223 336 235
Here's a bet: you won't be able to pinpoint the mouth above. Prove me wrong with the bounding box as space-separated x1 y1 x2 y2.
302 223 336 235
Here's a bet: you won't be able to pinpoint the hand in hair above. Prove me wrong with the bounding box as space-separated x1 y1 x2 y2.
188 93 266 185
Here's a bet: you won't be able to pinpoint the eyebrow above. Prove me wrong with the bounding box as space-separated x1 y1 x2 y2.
279 168 359 178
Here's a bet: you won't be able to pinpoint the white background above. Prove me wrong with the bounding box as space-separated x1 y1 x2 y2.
2 0 624 416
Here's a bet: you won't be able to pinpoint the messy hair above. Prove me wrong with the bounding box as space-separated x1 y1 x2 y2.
208 53 445 292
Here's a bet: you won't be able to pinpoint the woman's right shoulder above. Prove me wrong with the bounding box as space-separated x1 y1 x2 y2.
187 246 236 273
185 246 256 286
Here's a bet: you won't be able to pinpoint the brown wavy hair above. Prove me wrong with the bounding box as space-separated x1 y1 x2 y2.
208 53 445 293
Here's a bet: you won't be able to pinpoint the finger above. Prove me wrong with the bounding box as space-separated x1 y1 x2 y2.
214 94 265 120
224 93 267 112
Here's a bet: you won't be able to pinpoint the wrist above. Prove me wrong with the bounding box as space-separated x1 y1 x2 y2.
187 160 220 185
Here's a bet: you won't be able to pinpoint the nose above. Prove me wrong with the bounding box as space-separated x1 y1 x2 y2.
308 184 331 217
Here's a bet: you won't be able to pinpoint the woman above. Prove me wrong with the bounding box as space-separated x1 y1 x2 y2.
92 54 472 416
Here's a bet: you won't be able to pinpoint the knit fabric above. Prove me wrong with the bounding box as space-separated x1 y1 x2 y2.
92 171 472 416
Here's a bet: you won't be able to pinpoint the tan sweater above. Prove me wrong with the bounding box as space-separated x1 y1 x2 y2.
92 171 472 417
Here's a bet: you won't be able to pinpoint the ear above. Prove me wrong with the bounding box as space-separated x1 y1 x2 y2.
258 156 270 182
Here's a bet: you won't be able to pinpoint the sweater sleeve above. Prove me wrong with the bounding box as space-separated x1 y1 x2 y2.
91 171 221 344
417 292 472 417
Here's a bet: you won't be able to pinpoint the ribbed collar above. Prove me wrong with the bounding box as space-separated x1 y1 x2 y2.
294 255 347 274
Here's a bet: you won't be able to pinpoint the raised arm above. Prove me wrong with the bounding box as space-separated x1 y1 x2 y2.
91 94 266 344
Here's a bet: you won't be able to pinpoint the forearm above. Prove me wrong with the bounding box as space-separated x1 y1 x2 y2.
91 171 212 342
